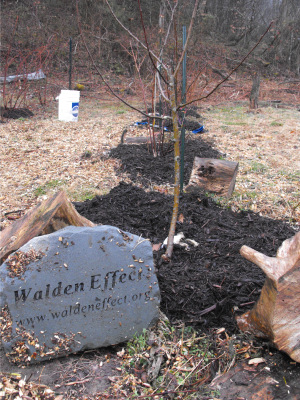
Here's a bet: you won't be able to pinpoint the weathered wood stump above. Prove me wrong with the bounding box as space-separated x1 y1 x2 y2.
185 157 239 197
250 72 261 109
0 191 95 264
236 232 300 362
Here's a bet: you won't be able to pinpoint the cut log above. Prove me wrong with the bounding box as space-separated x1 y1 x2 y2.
185 157 239 197
236 232 300 362
0 191 95 264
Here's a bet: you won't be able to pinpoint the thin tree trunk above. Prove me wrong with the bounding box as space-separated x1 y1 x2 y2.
164 73 180 260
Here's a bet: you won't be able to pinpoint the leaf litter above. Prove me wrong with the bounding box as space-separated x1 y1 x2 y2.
0 84 300 398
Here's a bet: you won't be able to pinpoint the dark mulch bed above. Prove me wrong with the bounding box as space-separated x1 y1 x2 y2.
75 182 296 334
74 138 300 397
109 139 223 188
1 107 34 119
75 139 297 334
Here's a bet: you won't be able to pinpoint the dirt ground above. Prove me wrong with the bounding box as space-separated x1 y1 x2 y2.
0 77 300 399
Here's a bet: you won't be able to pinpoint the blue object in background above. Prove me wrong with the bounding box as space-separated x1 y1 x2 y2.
72 102 79 118
192 125 204 134
134 120 169 131
153 124 169 132
134 121 148 126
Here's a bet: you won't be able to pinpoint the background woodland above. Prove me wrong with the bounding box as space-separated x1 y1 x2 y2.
1 0 300 86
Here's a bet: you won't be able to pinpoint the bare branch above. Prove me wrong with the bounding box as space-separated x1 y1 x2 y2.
185 62 208 97
160 1 179 59
137 0 168 85
105 0 166 72
128 42 148 110
179 20 274 109
76 0 154 119
156 72 170 103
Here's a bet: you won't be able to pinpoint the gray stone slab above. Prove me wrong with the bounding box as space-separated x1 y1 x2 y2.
0 226 160 364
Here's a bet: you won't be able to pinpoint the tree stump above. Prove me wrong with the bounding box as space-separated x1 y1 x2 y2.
185 157 239 197
0 191 95 264
250 72 260 109
236 232 300 362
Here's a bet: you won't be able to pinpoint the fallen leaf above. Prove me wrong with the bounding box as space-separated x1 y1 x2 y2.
178 213 184 223
152 243 161 251
117 348 125 358
248 357 266 365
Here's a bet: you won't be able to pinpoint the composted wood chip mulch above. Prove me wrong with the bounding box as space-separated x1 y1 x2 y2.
0 83 299 399
74 180 296 332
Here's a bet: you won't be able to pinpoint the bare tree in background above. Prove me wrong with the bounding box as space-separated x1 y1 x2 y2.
77 0 273 260
102 0 201 260
203 0 300 74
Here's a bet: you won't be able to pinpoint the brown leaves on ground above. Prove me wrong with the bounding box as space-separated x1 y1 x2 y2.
1 79 299 231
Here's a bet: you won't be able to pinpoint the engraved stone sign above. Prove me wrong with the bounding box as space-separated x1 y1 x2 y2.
0 226 160 364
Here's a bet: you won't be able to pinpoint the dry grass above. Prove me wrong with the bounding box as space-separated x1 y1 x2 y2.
0 98 139 229
0 93 299 231
202 104 300 224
